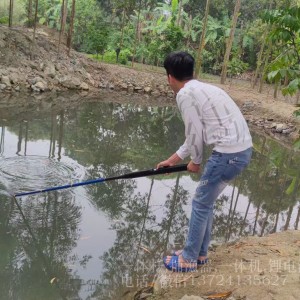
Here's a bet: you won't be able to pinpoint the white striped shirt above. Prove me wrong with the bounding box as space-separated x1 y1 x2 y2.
176 80 252 164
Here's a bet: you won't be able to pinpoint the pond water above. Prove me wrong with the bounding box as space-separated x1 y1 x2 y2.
0 94 299 299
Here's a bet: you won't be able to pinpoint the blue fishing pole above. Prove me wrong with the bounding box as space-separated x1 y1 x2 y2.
14 164 188 197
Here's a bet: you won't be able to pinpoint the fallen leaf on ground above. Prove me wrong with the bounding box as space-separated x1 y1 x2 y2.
205 291 232 299
139 245 151 253
50 277 57 284
80 236 91 240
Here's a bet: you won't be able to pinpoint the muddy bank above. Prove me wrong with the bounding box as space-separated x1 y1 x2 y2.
135 231 300 300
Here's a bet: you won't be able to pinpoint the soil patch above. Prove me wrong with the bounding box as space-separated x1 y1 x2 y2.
151 230 300 300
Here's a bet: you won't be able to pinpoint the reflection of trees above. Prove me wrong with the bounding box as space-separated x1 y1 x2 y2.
6 110 65 159
159 173 189 251
0 193 17 300
93 191 157 299
212 130 300 241
92 173 189 299
0 191 82 299
62 103 185 170
60 103 186 219
2 99 300 298
50 103 300 239
213 194 245 242
240 133 300 236
0 126 5 155
295 206 300 230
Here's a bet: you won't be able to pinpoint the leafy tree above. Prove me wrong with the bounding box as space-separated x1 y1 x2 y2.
195 0 210 77
0 0 25 25
220 0 242 84
263 6 300 96
73 0 110 53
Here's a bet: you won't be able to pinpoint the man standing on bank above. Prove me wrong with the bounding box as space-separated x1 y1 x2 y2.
157 51 253 272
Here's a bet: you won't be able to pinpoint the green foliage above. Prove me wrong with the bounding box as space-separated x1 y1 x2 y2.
36 0 61 28
263 7 300 36
0 17 9 24
92 48 131 65
227 57 249 77
293 108 300 118
263 6 300 96
198 16 232 74
160 23 184 56
74 0 111 54
0 0 26 24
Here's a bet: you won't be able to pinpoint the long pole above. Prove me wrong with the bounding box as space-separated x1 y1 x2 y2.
14 164 188 197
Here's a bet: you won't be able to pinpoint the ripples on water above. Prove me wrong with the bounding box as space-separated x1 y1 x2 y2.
0 156 86 195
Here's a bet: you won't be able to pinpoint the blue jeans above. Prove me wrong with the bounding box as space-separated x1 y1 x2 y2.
182 147 252 261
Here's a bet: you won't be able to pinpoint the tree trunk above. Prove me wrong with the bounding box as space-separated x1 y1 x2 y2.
296 90 300 104
186 14 193 48
27 0 33 27
62 0 68 34
57 111 64 161
220 0 241 84
120 8 126 48
134 178 154 265
251 32 267 88
239 199 251 235
67 0 76 56
195 0 210 79
226 184 241 241
252 203 261 236
284 205 294 231
49 113 57 158
0 126 5 156
163 173 181 252
176 0 183 27
9 0 14 27
16 122 23 155
131 0 142 67
295 206 300 230
31 0 39 60
260 212 269 237
58 0 66 54
24 120 29 155
273 82 279 99
258 41 272 93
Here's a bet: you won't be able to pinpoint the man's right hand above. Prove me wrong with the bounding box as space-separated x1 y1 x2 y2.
156 153 182 169
156 159 173 169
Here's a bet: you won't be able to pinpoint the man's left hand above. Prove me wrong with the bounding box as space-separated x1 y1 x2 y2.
187 160 200 173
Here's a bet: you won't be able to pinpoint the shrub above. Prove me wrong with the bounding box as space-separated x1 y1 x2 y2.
0 17 8 24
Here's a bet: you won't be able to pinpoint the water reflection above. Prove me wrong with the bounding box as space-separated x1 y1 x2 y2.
0 95 299 299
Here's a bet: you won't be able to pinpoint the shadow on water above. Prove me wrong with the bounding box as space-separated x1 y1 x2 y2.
0 91 299 299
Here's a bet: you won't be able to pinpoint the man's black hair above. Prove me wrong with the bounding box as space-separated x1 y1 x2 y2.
163 51 194 81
